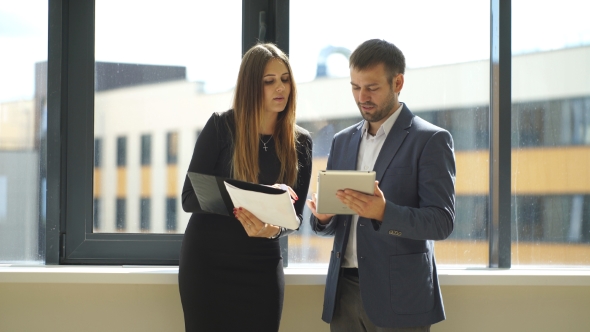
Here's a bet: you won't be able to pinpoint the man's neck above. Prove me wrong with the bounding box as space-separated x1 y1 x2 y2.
367 103 400 135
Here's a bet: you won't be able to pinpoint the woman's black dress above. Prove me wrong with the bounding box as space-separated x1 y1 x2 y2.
178 110 312 331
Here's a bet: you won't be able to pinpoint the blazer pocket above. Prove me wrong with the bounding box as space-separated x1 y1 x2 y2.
389 253 434 314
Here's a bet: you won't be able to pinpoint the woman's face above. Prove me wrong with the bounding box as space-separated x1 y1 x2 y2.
262 59 291 114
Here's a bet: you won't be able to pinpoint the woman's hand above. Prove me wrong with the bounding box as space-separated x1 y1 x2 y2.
234 207 281 238
271 184 298 203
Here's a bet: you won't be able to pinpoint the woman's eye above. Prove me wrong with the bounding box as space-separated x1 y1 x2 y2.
281 78 289 83
264 80 274 85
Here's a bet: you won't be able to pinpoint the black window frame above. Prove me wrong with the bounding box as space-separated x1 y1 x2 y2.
47 0 511 267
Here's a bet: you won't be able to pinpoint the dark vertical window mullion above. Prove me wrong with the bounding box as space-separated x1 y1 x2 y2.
46 0 68 264
489 0 512 268
274 0 289 54
242 0 268 54
63 0 95 259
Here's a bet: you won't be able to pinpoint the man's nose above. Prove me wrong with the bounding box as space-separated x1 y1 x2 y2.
358 89 370 102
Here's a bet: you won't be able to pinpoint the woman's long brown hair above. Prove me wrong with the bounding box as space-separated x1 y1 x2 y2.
231 43 299 187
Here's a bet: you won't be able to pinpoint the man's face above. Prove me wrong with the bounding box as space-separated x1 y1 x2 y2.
350 63 403 125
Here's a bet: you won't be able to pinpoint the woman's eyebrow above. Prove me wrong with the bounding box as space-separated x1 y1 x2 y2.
264 72 289 77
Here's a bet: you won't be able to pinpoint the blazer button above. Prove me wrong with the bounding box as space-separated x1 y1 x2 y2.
336 252 341 258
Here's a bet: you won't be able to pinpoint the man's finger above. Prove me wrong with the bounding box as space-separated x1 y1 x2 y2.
373 181 383 197
341 189 370 203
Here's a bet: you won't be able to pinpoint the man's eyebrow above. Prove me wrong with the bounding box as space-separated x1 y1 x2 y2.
350 82 379 87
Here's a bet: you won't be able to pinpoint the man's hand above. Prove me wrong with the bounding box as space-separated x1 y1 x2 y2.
306 193 335 225
336 181 386 221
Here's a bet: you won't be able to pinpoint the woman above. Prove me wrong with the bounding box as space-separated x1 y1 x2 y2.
178 43 313 331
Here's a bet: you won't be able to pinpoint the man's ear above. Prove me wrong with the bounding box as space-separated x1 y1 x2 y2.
394 74 404 93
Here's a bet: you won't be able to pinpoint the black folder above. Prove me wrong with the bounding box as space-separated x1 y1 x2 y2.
187 172 285 217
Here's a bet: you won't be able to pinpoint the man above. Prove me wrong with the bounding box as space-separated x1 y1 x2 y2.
307 39 456 331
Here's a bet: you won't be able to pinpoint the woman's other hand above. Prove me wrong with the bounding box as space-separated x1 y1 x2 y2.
234 207 281 238
271 183 298 203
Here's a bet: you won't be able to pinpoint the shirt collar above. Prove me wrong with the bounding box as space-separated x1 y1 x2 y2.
361 102 404 138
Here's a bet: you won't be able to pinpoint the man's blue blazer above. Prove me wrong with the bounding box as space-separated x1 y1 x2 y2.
310 104 456 328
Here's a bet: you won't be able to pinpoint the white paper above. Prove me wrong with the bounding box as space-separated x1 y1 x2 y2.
223 182 300 230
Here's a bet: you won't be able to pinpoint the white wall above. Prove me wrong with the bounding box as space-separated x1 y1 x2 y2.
1 283 590 332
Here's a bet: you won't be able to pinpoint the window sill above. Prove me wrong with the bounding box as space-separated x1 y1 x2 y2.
2 265 590 286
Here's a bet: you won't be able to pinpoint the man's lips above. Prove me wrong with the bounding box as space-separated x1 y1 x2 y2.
359 103 376 111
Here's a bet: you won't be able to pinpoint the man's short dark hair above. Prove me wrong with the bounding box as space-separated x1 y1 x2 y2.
349 39 406 85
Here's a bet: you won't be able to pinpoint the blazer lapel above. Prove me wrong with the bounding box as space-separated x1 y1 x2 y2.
373 105 413 183
342 121 364 170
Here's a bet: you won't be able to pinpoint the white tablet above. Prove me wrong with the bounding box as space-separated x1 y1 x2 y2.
316 170 376 214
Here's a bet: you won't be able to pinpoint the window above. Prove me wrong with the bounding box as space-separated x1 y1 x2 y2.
47 1 590 268
52 0 242 264
140 134 151 166
140 135 151 231
94 138 103 231
166 132 178 165
290 0 490 267
166 198 177 232
511 0 590 266
116 136 127 167
94 138 102 167
90 0 240 239
140 198 150 231
116 198 126 230
93 198 101 230
0 2 47 264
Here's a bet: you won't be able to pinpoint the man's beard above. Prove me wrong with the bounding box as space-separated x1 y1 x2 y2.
357 89 397 123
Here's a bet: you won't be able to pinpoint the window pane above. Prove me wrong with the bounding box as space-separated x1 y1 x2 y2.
512 0 590 266
290 0 490 266
94 0 242 233
0 2 47 264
